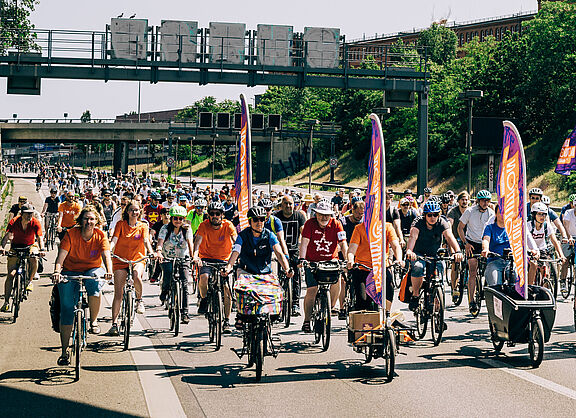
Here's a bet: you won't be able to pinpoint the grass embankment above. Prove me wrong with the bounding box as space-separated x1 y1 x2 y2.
1 180 14 230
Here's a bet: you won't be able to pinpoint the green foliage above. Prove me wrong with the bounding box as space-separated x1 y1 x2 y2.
417 23 458 65
0 0 39 55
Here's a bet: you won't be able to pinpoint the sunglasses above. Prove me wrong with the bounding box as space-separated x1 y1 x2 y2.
252 217 266 223
209 211 222 216
50 191 57 194
130 208 140 213
172 217 184 221
401 203 409 207
426 213 440 218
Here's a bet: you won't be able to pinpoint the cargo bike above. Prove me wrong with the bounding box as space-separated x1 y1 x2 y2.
231 272 284 381
484 250 556 368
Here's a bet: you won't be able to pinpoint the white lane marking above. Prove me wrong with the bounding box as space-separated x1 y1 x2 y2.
480 358 576 400
102 292 187 418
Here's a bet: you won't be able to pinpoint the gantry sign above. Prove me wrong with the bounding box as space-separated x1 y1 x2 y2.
0 19 431 191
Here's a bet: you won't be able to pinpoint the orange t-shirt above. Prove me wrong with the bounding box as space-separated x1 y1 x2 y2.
112 220 149 270
61 226 110 272
196 219 236 261
59 201 82 228
349 222 398 269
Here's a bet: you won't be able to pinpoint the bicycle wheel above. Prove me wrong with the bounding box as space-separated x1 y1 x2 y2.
430 286 445 346
528 317 545 368
123 290 132 351
489 320 504 353
283 275 292 328
214 290 223 350
453 262 465 307
246 323 255 368
190 263 198 295
472 274 483 318
383 328 396 382
173 282 181 337
168 287 176 331
415 289 428 340
12 273 22 323
254 325 264 381
312 296 322 344
74 310 83 381
321 291 332 351
549 265 558 300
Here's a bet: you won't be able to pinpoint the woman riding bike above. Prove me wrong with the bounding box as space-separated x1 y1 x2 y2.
107 200 156 336
155 205 194 324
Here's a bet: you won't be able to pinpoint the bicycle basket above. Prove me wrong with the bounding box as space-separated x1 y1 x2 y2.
314 261 340 284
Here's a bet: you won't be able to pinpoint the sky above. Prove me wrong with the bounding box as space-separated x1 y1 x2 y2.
0 0 538 120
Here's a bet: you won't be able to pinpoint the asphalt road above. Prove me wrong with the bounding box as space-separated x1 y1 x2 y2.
2 174 576 417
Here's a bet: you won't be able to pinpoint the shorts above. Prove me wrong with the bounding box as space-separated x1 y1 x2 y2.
304 266 339 288
200 259 227 278
7 245 39 272
410 257 444 278
466 239 483 255
58 267 106 325
561 241 576 259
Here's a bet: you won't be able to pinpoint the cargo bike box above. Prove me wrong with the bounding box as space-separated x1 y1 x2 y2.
234 273 284 316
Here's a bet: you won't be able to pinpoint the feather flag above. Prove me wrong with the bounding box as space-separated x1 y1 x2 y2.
235 94 252 230
497 121 528 299
555 125 576 175
364 114 386 307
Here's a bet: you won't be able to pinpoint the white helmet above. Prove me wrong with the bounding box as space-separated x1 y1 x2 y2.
531 202 548 214
541 195 550 205
529 187 543 196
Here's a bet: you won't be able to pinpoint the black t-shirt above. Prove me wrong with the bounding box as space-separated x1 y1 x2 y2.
275 210 306 251
412 216 450 256
44 196 59 213
9 203 22 216
399 208 418 235
386 207 400 223
331 195 343 211
340 215 361 242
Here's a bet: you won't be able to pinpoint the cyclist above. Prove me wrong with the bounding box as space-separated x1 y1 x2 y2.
186 198 207 234
107 200 155 336
398 197 418 241
482 204 539 286
527 202 564 285
100 189 116 232
41 188 60 237
385 192 404 246
156 206 194 324
51 206 113 365
193 201 237 332
457 190 494 315
527 188 570 242
275 194 307 316
418 187 433 207
560 194 575 221
440 193 451 217
259 199 289 256
109 192 134 236
223 195 237 222
447 191 470 301
347 221 404 314
143 192 163 225
0 204 45 311
8 196 29 220
57 191 83 241
163 192 178 209
221 206 293 329
406 200 463 311
298 200 348 333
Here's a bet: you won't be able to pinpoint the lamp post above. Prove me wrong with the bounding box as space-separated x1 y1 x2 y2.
307 119 320 193
458 90 483 194
211 133 218 190
147 138 151 175
189 136 195 186
268 127 277 194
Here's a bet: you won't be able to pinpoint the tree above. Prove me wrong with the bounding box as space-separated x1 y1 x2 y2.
0 0 39 55
417 23 458 66
80 110 91 123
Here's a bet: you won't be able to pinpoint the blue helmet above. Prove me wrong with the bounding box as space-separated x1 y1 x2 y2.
422 200 441 214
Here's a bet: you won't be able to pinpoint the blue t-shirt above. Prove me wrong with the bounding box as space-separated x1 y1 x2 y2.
264 215 284 235
483 222 509 261
561 203 572 221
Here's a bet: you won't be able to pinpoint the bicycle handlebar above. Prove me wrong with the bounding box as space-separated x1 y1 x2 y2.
57 275 107 284
111 254 153 265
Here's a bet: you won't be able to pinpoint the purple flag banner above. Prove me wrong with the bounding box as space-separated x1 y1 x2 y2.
364 114 386 307
235 94 252 230
555 126 576 175
496 121 528 299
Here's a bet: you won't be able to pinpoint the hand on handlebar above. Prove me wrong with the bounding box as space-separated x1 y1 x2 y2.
465 242 474 258
221 265 232 277
405 249 417 262
481 248 489 258
394 259 406 269
453 252 464 263
51 272 62 284
103 272 113 281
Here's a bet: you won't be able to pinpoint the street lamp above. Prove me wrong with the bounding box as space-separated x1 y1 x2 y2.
189 136 195 186
458 90 483 194
64 112 68 123
268 127 277 194
306 119 320 193
211 133 218 190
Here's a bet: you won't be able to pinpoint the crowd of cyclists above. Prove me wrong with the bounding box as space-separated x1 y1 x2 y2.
1 162 576 369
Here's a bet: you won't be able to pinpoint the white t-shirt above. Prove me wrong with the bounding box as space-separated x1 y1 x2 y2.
528 221 548 251
460 204 495 243
563 209 576 237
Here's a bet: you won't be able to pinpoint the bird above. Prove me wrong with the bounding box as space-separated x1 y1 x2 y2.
129 14 136 18
117 13 123 18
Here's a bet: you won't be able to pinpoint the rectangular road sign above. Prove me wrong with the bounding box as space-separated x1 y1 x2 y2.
159 20 198 63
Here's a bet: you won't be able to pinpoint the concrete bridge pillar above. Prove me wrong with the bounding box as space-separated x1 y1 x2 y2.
254 142 271 184
113 141 129 174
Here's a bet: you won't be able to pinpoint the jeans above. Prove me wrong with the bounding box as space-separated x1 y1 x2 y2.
58 267 105 325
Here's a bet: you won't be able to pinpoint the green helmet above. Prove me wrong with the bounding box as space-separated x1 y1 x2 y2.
169 205 187 218
476 190 492 200
569 194 576 202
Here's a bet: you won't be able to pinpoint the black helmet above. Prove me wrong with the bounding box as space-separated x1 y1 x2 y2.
258 199 274 209
207 201 224 212
440 193 451 204
247 206 267 219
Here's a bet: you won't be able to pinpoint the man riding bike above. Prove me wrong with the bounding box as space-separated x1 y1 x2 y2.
186 198 207 234
57 191 83 241
406 200 463 311
193 201 237 333
41 188 60 238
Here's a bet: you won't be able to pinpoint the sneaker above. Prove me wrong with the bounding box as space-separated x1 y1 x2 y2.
301 321 312 333
560 280 567 292
136 300 145 314
469 301 478 316
57 353 70 366
198 298 208 315
159 290 168 304
0 302 9 313
107 323 119 336
26 282 34 292
181 313 190 324
451 289 460 303
223 319 231 334
33 273 40 280
408 297 419 312
338 310 347 321
292 305 301 317
149 277 158 284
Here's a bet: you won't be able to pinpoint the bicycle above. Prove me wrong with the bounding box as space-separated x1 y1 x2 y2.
413 249 453 346
342 270 356 327
304 260 345 351
44 214 58 251
202 260 228 350
163 256 190 337
4 246 42 323
58 275 106 381
559 244 574 300
233 312 277 381
111 254 152 350
277 262 293 328
534 253 561 300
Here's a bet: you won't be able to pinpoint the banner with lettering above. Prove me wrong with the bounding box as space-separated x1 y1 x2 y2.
234 94 252 230
555 125 576 175
496 121 528 299
364 114 386 307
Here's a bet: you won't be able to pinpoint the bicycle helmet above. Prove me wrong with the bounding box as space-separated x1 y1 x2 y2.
529 187 543 196
476 190 492 200
531 202 548 214
422 200 441 214
258 198 274 209
440 193 451 204
169 205 187 217
207 201 224 212
429 195 440 202
194 198 207 207
541 195 550 205
424 187 432 193
150 191 161 200
569 194 576 202
247 206 267 219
